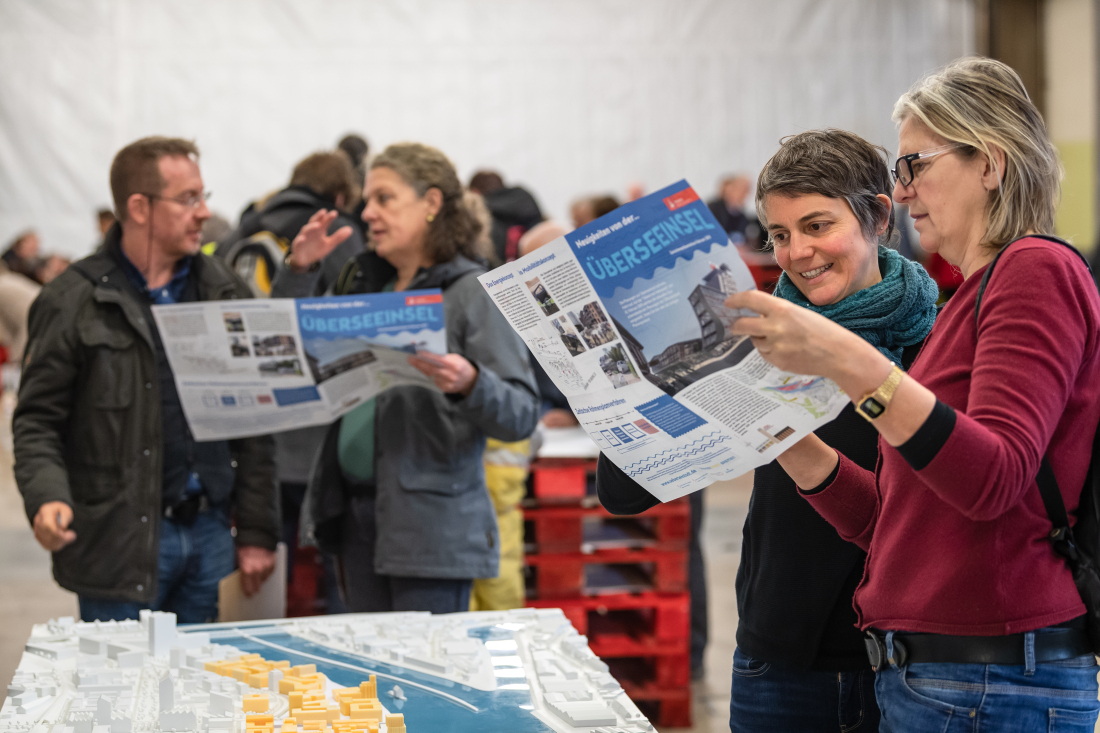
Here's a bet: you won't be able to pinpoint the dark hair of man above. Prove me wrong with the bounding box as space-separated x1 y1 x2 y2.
337 134 369 168
290 152 361 211
755 129 894 247
591 195 620 219
468 171 504 196
96 208 116 223
109 137 200 222
371 143 483 265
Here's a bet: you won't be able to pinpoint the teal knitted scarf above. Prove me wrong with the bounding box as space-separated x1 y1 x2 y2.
773 246 938 366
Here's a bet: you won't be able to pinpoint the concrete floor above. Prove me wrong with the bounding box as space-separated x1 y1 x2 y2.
0 392 79 693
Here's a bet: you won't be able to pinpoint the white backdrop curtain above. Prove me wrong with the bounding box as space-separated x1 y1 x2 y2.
0 0 973 258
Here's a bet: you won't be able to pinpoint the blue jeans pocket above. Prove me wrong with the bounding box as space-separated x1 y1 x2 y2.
898 666 980 715
1048 706 1099 732
731 647 769 678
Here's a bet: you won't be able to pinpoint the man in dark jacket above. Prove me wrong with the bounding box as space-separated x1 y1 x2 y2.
221 151 364 296
468 171 544 264
707 174 764 250
14 137 279 623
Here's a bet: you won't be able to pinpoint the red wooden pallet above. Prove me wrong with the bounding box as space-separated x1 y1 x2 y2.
524 548 687 598
527 592 689 641
530 458 597 499
524 501 689 554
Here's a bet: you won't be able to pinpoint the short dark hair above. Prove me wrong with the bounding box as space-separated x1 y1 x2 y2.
290 152 361 210
591 195 620 219
109 137 199 222
755 129 894 247
334 133 369 167
371 143 483 265
468 171 504 196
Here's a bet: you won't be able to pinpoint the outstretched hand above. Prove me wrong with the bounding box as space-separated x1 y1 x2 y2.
408 352 479 396
285 209 353 273
726 290 863 379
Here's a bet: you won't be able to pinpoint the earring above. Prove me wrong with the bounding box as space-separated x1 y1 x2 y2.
426 213 435 223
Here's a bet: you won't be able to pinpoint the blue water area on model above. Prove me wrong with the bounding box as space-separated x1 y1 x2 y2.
217 629 552 732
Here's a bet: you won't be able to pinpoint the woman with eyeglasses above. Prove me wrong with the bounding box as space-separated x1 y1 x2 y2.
597 129 939 732
725 57 1100 732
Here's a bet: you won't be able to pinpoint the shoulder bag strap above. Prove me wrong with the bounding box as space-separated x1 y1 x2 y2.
973 235 1088 331
1037 458 1073 534
972 235 1090 542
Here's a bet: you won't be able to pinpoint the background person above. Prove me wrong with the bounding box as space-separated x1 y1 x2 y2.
597 129 938 729
727 57 1100 731
0 257 41 364
337 133 371 238
278 142 539 613
468 170 544 265
1 230 68 285
14 136 279 623
251 150 368 615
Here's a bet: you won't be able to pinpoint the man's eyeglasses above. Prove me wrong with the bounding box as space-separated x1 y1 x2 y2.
143 191 212 209
892 144 967 187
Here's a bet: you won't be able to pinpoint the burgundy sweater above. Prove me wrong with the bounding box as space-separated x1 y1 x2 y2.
806 237 1100 636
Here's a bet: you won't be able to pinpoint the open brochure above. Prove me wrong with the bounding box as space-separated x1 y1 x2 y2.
151 290 446 441
479 180 850 501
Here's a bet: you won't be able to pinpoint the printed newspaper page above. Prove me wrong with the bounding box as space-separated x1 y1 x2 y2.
479 180 849 501
152 290 446 441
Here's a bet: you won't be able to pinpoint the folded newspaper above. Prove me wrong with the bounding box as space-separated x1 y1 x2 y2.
151 290 446 441
478 180 850 501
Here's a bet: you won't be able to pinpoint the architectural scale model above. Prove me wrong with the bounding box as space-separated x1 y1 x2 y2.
1 609 654 733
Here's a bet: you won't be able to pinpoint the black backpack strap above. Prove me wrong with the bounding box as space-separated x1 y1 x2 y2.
974 235 1090 330
334 257 361 296
1037 458 1072 532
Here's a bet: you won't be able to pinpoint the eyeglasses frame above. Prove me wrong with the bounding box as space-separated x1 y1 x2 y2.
892 143 968 187
142 190 212 209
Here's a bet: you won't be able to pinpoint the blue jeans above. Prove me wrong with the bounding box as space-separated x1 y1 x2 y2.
729 647 880 732
78 509 235 624
876 630 1100 732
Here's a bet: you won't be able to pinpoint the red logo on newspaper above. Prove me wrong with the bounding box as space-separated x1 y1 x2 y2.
405 294 443 306
663 187 700 211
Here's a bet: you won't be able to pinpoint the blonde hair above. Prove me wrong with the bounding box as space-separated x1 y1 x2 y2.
893 56 1061 248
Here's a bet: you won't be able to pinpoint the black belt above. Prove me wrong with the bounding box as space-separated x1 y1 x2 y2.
164 494 210 525
865 628 1092 671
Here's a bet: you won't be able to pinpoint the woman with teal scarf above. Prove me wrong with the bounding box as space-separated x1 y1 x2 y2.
595 129 938 731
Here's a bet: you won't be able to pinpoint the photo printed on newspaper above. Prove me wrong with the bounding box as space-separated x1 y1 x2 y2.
151 290 446 441
479 180 849 501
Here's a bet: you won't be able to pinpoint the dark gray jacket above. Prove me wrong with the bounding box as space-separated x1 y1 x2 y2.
14 233 279 603
297 252 538 579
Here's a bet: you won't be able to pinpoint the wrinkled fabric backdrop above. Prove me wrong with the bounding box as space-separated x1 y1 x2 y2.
0 0 972 258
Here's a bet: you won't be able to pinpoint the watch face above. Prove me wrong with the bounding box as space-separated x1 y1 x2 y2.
859 397 885 419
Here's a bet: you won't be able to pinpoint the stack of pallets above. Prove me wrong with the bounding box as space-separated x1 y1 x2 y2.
524 457 692 727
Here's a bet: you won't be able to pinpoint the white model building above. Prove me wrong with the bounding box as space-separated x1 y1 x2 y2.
1 609 653 733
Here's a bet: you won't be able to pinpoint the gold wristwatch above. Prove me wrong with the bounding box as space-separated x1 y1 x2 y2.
853 365 904 421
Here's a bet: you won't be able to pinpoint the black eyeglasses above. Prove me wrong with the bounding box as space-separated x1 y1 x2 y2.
143 191 212 209
892 144 966 187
